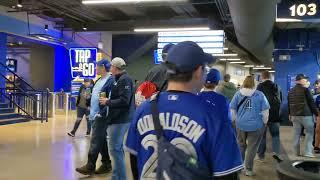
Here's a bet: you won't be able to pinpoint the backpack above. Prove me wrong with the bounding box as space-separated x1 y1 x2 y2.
135 81 158 107
150 94 211 180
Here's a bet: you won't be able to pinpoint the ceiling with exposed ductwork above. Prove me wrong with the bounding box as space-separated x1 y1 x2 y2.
0 0 280 65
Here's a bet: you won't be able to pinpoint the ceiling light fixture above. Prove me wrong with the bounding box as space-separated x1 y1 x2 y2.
244 65 254 68
17 0 23 8
226 58 241 61
269 70 275 73
223 47 228 51
83 25 88 31
212 53 238 57
45 24 48 31
219 58 227 61
229 61 246 64
276 18 302 22
134 27 210 32
82 0 187 4
252 67 272 70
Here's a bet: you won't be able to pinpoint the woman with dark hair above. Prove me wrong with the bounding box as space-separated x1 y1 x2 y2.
68 78 94 137
230 76 270 176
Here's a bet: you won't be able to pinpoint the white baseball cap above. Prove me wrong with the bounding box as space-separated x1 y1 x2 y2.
111 57 126 69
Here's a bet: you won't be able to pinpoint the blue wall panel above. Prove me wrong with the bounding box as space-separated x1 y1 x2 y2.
54 46 71 92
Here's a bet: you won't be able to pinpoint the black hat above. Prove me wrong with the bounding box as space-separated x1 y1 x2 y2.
296 74 309 81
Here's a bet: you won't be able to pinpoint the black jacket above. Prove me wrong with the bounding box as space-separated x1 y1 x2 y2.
76 84 91 108
106 71 134 124
257 80 282 123
145 63 168 91
288 84 318 116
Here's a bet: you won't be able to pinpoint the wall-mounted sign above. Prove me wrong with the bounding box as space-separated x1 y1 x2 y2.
277 0 319 21
154 30 225 64
6 58 17 72
279 55 291 61
69 48 97 78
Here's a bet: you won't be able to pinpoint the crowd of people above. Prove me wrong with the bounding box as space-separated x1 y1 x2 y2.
66 41 320 180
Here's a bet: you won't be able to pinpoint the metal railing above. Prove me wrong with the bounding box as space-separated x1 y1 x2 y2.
0 62 49 122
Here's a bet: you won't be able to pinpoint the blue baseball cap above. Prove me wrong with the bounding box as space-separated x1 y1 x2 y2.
206 68 221 84
162 43 175 54
96 59 111 71
166 41 216 73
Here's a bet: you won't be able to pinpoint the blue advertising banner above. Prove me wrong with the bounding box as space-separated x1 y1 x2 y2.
277 0 319 21
69 48 97 78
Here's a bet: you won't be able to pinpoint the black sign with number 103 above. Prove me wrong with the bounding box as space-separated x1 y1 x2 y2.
277 0 319 20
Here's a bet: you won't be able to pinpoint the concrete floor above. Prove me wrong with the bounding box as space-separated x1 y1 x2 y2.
0 112 319 180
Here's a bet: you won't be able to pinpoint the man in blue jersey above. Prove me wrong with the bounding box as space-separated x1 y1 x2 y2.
126 41 243 180
198 68 231 122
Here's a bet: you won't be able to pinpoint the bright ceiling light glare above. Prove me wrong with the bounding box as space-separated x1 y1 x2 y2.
17 0 23 8
212 53 238 57
223 47 229 50
269 70 275 73
219 59 227 61
276 18 302 22
134 27 210 32
37 36 49 41
82 0 187 4
229 61 246 64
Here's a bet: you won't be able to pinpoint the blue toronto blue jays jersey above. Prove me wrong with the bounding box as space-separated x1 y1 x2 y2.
125 91 243 179
198 91 231 122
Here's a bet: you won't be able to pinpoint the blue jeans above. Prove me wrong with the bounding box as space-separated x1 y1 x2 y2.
107 123 130 180
292 116 315 156
257 122 280 158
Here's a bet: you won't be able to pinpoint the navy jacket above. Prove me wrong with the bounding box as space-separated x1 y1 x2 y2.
106 71 134 124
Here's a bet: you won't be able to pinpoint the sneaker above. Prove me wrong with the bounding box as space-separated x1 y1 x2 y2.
245 170 256 176
67 132 75 137
95 164 112 174
75 165 95 175
304 154 317 158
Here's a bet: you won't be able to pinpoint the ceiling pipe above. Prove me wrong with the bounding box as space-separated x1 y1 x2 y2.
226 0 277 64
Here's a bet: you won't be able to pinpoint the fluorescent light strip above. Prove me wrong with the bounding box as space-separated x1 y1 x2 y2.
158 30 224 37
229 61 246 64
83 0 187 4
158 42 224 49
226 58 241 61
244 65 254 68
223 47 228 50
253 67 272 70
219 59 227 61
276 18 302 22
135 27 210 32
213 53 238 57
269 70 275 73
158 36 223 43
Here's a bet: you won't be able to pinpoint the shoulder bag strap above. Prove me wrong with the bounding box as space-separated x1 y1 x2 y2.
237 96 248 111
150 94 163 140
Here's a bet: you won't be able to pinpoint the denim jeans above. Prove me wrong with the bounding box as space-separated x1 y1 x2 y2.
71 107 91 135
292 116 315 156
87 116 111 170
237 127 264 171
107 123 130 180
257 122 280 158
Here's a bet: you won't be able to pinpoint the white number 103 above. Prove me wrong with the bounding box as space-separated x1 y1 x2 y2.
289 3 317 17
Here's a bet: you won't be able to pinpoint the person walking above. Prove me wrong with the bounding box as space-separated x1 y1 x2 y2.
68 78 94 137
288 74 319 158
216 74 237 101
230 76 270 176
126 41 243 180
76 59 114 175
257 71 282 161
99 57 135 180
